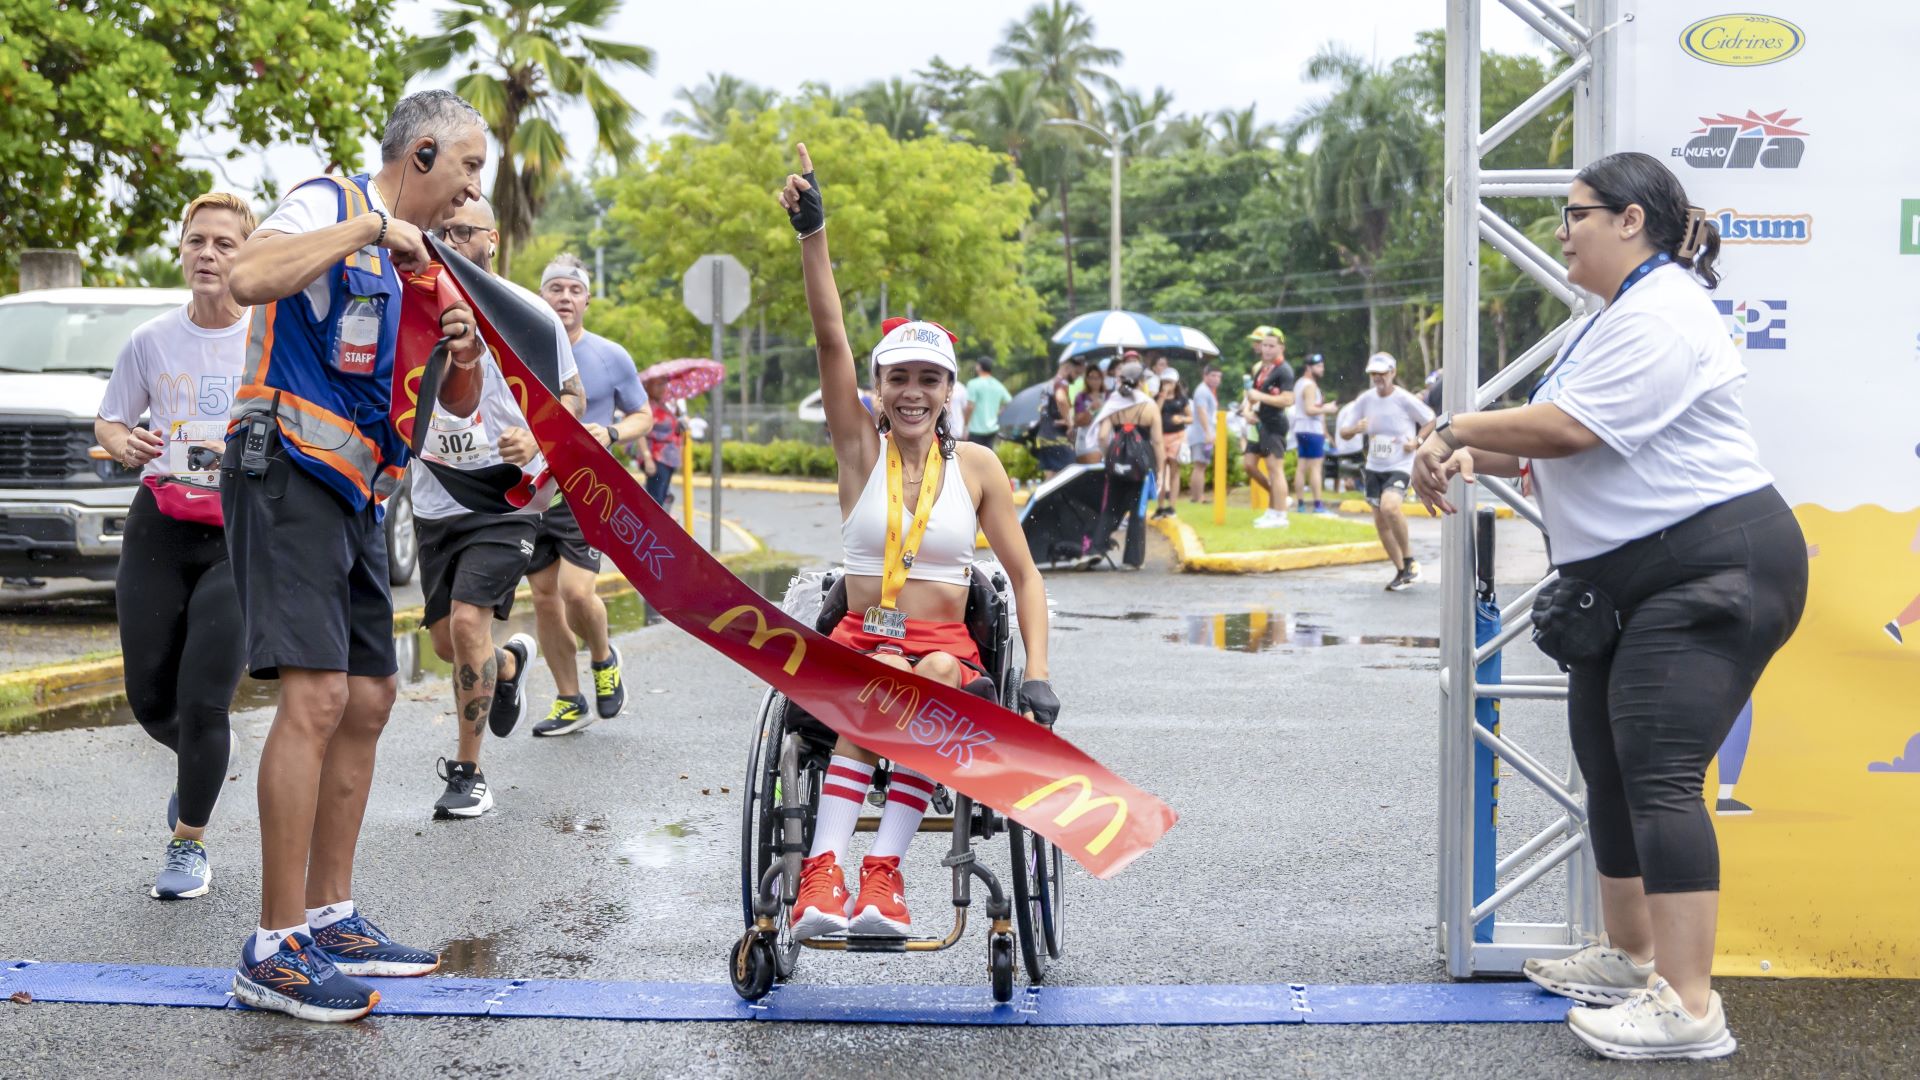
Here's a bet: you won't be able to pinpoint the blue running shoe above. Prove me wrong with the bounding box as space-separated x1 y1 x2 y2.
312 913 440 977
231 932 378 1022
150 837 210 900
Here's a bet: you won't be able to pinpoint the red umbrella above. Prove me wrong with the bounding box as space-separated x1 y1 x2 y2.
639 358 725 401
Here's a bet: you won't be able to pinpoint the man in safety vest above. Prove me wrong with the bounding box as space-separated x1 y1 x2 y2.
221 89 489 1023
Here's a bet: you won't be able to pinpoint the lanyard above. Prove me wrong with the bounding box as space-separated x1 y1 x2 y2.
880 437 943 613
1530 252 1671 404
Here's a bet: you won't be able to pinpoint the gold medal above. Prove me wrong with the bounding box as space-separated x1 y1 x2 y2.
871 437 943 639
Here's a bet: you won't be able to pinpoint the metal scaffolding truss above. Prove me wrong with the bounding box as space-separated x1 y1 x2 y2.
1436 0 1620 977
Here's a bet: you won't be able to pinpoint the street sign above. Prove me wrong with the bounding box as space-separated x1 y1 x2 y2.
682 254 751 325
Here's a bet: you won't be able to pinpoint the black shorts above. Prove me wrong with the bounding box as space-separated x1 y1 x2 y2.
220 431 396 680
1033 440 1076 473
529 498 601 573
1364 468 1411 507
418 513 537 627
1257 425 1290 458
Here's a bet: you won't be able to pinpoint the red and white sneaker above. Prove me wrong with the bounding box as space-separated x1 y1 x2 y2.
790 853 852 940
848 855 912 936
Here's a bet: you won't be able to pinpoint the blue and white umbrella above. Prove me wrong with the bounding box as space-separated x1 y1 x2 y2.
1167 325 1220 358
1050 309 1183 351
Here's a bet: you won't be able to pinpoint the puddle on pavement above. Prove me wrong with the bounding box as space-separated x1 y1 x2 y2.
0 565 800 736
1165 611 1440 654
614 820 698 868
543 812 610 834
1055 610 1160 622
437 934 506 978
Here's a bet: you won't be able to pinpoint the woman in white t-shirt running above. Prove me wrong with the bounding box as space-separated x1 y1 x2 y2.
95 192 257 902
1411 152 1807 1062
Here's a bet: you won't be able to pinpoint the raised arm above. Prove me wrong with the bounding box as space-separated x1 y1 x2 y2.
230 216 429 307
780 143 878 504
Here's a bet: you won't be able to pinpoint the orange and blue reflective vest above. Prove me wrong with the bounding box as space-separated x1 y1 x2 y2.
230 174 408 511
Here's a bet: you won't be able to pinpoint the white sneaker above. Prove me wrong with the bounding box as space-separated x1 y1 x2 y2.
1523 943 1656 1004
1566 978 1737 1061
1253 510 1290 529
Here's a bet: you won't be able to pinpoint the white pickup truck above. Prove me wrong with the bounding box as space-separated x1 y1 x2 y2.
0 287 417 584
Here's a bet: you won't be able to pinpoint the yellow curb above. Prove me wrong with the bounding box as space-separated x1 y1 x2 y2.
1150 515 1391 574
1337 498 1514 520
0 516 765 720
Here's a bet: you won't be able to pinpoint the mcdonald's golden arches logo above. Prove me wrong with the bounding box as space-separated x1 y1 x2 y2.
1013 774 1130 856
709 605 807 675
562 467 617 523
858 676 922 730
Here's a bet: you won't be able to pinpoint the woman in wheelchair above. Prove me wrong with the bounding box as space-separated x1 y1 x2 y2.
778 144 1058 940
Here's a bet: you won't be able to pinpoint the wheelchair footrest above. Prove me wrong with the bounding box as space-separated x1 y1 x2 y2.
853 816 958 834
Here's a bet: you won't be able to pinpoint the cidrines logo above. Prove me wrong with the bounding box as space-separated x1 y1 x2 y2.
1713 300 1788 350
1713 208 1812 245
1679 14 1805 67
1674 109 1806 170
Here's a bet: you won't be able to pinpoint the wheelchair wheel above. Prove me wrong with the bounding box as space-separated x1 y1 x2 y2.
738 690 780 927
988 931 1015 1004
1007 823 1053 983
730 931 776 1001
740 695 820 980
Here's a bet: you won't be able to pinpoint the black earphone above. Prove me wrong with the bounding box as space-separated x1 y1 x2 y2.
414 140 437 173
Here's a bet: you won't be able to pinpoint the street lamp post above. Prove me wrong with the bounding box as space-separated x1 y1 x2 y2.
1045 117 1160 311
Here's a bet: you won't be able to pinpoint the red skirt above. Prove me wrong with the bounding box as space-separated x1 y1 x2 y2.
829 611 984 674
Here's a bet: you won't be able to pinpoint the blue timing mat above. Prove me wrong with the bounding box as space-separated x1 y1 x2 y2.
0 960 1571 1026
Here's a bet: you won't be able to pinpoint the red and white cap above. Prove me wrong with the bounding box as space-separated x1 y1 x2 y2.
869 317 959 379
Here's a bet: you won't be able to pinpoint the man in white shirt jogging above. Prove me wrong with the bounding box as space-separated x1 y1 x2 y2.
416 198 585 817
1339 352 1434 591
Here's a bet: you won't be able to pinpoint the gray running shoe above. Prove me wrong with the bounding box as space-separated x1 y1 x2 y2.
1524 942 1656 1004
151 838 211 900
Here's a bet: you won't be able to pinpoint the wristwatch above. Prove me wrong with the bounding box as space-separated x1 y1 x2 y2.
1433 412 1463 451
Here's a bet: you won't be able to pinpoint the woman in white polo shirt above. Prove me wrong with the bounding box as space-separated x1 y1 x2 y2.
1411 152 1807 1062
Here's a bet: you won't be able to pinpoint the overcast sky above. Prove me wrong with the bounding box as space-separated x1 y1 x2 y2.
197 0 1548 199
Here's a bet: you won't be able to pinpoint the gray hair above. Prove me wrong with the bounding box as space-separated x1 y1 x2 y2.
380 89 485 164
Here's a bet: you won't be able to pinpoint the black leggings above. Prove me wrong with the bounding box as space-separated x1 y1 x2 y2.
1095 475 1148 568
115 487 244 830
1560 486 1807 894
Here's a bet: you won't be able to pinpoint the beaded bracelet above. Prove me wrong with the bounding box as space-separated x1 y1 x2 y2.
371 208 389 248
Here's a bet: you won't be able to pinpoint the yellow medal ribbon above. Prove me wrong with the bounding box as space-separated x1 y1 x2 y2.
880 436 944 614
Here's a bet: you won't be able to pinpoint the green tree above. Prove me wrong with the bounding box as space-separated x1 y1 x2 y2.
405 0 653 274
667 73 778 138
993 0 1123 316
600 100 1047 403
1286 46 1432 351
1209 104 1281 154
967 70 1050 170
849 77 931 141
0 0 408 287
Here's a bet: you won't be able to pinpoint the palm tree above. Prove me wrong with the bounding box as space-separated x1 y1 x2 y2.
1105 87 1185 158
1209 104 1280 154
850 77 930 141
994 0 1123 317
969 69 1049 167
405 0 653 274
667 73 778 138
1286 46 1431 350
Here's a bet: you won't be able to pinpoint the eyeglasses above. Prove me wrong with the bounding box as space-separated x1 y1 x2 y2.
1560 202 1618 233
435 224 489 244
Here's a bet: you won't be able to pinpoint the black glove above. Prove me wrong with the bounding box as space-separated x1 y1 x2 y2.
1020 679 1059 728
789 171 824 238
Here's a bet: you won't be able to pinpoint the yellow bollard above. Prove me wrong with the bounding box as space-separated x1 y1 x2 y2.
1212 409 1228 526
682 433 696 532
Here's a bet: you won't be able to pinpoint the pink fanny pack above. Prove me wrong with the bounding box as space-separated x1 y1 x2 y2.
142 474 224 528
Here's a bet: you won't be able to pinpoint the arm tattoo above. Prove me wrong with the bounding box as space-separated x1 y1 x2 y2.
559 374 586 418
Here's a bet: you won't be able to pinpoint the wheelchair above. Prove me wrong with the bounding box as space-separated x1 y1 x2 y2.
731 563 1066 1002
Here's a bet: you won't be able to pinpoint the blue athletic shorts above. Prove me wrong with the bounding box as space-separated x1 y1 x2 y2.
1295 432 1327 460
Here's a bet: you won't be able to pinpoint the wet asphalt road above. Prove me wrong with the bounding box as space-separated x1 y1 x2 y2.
0 489 1910 1078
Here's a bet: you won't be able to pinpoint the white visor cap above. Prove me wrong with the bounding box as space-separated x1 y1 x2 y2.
870 320 958 380
1365 352 1397 374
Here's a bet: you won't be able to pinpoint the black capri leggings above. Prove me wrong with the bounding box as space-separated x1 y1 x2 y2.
1559 486 1807 894
115 486 245 831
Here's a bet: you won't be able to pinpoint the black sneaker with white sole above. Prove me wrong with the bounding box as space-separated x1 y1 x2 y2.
489 633 537 737
592 644 627 720
1386 568 1414 592
433 758 493 819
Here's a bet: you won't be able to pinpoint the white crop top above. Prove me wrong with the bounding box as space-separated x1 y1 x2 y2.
841 438 978 587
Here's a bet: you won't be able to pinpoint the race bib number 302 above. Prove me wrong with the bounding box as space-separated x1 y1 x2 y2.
428 412 492 466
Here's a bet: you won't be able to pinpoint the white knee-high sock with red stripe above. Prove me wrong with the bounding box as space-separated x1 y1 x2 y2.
869 766 934 860
808 755 875 867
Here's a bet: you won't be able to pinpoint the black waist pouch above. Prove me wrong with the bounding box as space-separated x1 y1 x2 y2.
1531 577 1622 669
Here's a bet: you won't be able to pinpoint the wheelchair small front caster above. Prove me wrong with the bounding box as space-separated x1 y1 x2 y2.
730 932 776 1001
988 932 1015 1003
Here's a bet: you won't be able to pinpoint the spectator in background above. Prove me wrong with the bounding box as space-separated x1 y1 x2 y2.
1291 353 1338 514
963 357 1012 449
1032 354 1083 478
1187 365 1221 503
1424 369 1445 413
1090 361 1161 569
1329 397 1365 493
1072 363 1109 464
1246 326 1296 529
643 380 682 507
1153 369 1190 519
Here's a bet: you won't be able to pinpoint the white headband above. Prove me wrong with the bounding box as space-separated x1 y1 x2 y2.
541 264 591 292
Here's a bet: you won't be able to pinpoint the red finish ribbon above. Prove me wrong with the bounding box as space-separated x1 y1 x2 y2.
394 255 1176 878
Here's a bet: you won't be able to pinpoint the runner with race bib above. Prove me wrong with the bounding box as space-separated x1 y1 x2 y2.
1338 351 1434 592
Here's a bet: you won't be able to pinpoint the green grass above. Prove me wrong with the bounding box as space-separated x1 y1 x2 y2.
1174 502 1379 554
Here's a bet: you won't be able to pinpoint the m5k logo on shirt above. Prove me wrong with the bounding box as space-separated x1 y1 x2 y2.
1713 300 1788 350
1673 109 1806 170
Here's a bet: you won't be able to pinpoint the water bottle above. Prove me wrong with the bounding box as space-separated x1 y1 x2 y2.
335 296 381 376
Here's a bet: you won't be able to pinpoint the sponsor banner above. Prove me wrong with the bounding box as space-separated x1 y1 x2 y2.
393 249 1177 879
1614 2 1920 979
